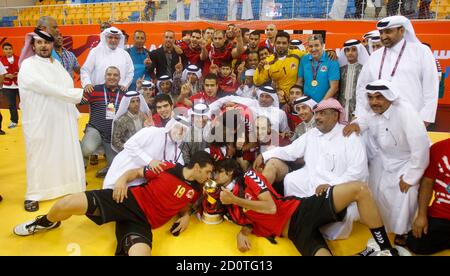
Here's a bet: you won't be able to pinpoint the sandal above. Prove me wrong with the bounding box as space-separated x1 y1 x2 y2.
394 234 408 246
89 155 99 165
24 200 39 212
96 166 109 178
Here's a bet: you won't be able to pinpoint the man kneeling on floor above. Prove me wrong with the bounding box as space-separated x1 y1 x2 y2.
215 158 409 256
13 151 214 256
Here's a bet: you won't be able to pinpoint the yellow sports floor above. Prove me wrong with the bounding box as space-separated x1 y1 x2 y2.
0 110 448 256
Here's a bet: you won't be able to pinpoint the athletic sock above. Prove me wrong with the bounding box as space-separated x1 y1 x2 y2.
36 215 54 227
370 226 392 251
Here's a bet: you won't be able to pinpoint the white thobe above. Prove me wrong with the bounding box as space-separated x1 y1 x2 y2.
0 62 6 74
260 0 275 20
228 0 238 20
176 0 185 21
241 0 254 20
189 0 200 20
343 63 357 122
356 101 430 234
328 0 348 20
80 45 134 89
263 123 368 239
103 127 184 189
209 95 290 133
355 38 439 123
236 85 256 99
18 56 85 201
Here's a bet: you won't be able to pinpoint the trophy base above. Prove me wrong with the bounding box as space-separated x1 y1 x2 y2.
201 212 223 225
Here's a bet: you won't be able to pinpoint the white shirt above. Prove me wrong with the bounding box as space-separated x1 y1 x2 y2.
356 100 430 185
18 56 85 200
189 0 200 20
103 126 184 189
241 0 254 20
263 123 368 186
236 84 256 99
81 45 134 88
209 95 290 133
356 38 439 123
0 62 6 75
2 56 18 89
343 63 358 121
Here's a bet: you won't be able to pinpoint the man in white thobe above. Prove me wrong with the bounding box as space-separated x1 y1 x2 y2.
255 98 368 240
328 0 348 20
260 0 276 20
103 116 190 189
176 0 185 21
81 27 134 94
345 79 429 237
366 30 383 54
111 91 151 153
355 15 439 125
337 39 369 122
189 0 200 21
18 29 85 211
241 0 254 20
228 0 238 21
0 62 6 135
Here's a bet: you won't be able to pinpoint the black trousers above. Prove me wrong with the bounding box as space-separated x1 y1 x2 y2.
406 217 450 255
2 88 19 123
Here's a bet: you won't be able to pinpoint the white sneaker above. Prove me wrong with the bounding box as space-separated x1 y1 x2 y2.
368 245 412 256
359 238 411 256
369 248 399 256
393 245 412 256
357 238 380 256
8 122 17 129
14 216 61 236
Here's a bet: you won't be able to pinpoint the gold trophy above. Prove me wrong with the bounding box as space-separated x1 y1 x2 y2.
201 180 224 224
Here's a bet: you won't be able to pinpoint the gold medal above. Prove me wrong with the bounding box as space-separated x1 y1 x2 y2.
311 80 318 87
264 64 270 70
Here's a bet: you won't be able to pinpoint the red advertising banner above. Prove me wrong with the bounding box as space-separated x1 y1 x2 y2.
1 20 449 106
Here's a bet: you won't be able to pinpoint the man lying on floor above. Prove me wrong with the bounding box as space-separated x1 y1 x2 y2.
214 158 410 256
13 151 214 256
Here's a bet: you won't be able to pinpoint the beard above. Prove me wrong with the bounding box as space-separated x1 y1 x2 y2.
36 50 52 58
277 49 288 57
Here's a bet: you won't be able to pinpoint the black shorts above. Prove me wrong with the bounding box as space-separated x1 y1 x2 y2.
85 189 153 255
287 186 346 256
286 159 305 173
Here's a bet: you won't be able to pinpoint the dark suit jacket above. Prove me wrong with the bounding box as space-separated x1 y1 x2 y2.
148 46 180 79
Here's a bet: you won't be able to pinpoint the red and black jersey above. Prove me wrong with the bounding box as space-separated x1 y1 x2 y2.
258 39 274 53
179 41 203 68
283 105 303 131
424 138 450 220
190 91 218 105
204 43 234 75
208 144 228 160
237 47 258 66
131 162 201 229
152 113 170 127
225 170 301 237
0 55 19 86
219 75 239 94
